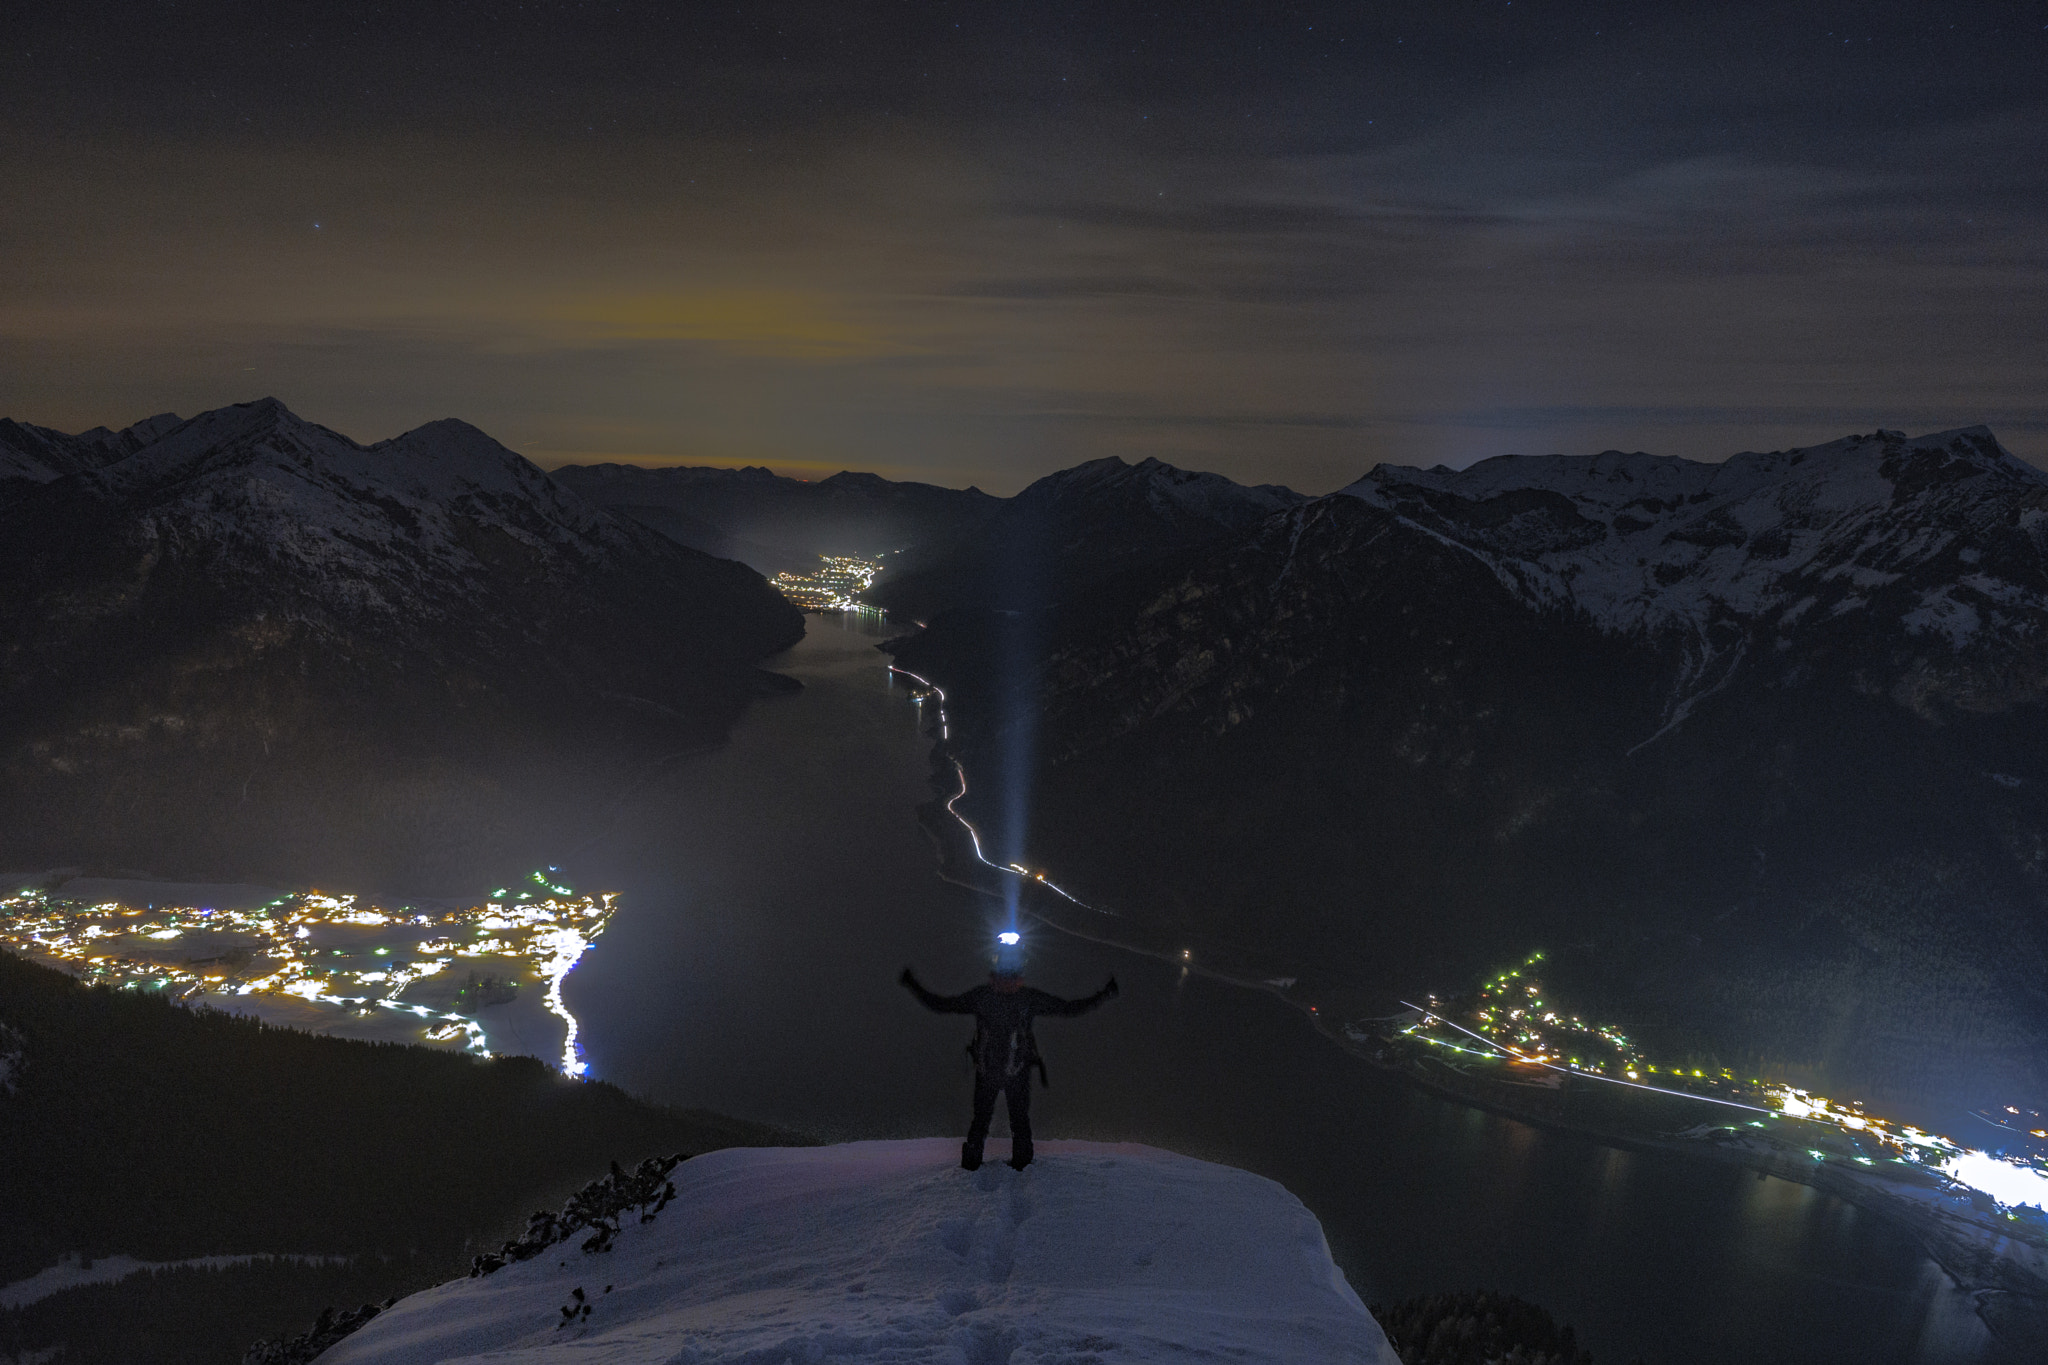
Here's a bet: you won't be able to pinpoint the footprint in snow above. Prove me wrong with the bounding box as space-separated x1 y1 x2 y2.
937 1216 975 1257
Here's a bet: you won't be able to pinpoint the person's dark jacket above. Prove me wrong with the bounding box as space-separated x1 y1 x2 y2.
901 970 1116 1083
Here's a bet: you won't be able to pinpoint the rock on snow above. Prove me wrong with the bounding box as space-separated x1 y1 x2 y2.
323 1139 1398 1365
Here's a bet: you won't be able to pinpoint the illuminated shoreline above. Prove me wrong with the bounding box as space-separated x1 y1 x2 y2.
1391 952 2048 1221
885 650 2048 1344
773 554 884 611
0 870 614 1077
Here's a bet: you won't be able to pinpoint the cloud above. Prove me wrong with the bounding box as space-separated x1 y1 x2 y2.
542 291 903 360
941 275 1203 300
2 2 2043 491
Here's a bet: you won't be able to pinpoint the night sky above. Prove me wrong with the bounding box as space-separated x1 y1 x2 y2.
4 2 2044 493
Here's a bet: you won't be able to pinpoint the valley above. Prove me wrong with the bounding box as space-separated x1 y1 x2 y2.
4 406 2045 1361
885 428 2048 1117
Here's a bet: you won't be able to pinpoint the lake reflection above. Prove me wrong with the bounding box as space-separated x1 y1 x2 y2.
566 620 2009 1365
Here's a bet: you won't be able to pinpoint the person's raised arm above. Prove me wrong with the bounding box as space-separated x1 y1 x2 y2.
900 966 976 1014
1030 976 1119 1017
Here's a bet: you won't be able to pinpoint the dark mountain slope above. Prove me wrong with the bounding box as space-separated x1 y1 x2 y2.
890 429 2048 1111
869 455 1305 623
0 400 805 888
548 461 999 575
0 948 791 1364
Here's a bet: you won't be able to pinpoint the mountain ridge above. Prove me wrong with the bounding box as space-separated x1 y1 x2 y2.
0 410 183 486
0 398 805 889
548 460 999 575
1339 425 2048 736
870 454 1307 623
886 427 2048 1111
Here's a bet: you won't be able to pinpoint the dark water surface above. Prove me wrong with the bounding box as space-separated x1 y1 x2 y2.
569 621 2003 1365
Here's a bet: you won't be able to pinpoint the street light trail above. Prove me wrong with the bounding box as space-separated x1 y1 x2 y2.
888 665 1113 916
1401 1001 1773 1113
885 664 2046 1215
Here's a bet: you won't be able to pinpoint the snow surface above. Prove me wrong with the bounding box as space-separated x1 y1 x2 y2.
52 398 667 627
0 411 182 484
1340 426 2048 642
322 1139 1398 1365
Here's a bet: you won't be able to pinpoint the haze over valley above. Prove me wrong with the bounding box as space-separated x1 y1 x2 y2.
6 4 2047 1361
6 401 2048 1359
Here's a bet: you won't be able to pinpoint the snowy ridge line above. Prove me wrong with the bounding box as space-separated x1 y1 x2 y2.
0 1253 349 1312
1343 426 2048 648
315 1140 1402 1365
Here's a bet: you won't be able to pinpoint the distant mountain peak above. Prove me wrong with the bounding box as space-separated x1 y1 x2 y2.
0 410 187 486
0 399 805 884
869 455 1306 619
1341 427 2048 702
1019 453 1303 508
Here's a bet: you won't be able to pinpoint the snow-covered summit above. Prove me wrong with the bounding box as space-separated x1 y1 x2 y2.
9 397 722 639
321 1139 1396 1365
103 399 632 568
0 395 804 719
0 410 182 485
1342 427 2048 648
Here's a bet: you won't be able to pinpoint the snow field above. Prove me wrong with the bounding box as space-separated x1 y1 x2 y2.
322 1138 1399 1365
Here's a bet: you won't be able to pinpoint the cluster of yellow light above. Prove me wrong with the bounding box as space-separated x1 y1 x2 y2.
1761 1085 1958 1163
1455 954 1658 1076
772 554 884 611
1402 952 2048 1215
0 870 615 1075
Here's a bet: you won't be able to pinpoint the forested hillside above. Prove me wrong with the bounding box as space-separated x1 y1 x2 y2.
0 950 796 1363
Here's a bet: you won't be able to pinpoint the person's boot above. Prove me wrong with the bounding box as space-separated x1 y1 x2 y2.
1007 1139 1032 1171
961 1141 982 1171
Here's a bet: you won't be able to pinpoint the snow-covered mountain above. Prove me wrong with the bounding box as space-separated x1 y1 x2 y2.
0 399 804 886
1344 427 2048 729
886 428 2048 1110
319 1139 1398 1365
37 399 776 637
1348 428 2042 631
0 411 182 486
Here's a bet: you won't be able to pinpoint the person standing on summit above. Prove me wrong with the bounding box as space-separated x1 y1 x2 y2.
901 933 1118 1171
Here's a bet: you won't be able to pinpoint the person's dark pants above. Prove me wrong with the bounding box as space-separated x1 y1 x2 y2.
963 1071 1033 1170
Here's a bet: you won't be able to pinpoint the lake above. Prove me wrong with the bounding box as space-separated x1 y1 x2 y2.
565 618 2005 1365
